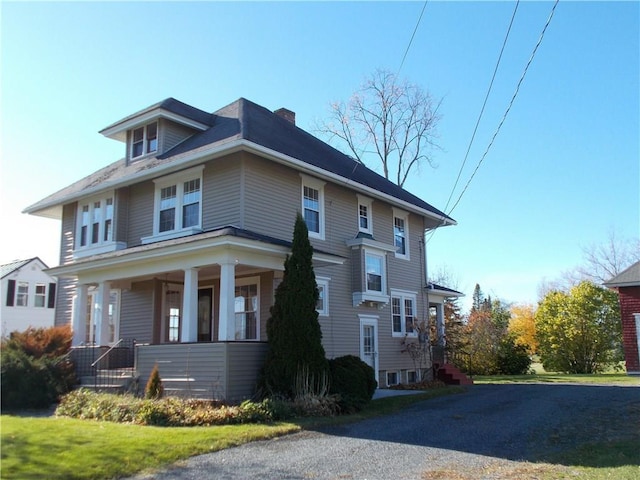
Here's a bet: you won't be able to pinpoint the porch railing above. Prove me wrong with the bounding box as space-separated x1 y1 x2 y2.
71 338 137 393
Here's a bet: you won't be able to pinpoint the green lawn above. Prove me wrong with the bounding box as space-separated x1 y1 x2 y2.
473 371 639 385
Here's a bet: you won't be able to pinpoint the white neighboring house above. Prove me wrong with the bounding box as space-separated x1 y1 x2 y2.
1 257 57 337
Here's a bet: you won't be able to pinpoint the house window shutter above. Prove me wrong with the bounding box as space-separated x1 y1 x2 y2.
6 279 15 306
47 283 56 309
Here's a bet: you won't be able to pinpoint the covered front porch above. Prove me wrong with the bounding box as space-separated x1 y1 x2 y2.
50 226 344 400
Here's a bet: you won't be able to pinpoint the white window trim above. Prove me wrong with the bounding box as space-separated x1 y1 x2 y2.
357 194 373 235
34 283 46 308
74 192 125 258
316 276 330 316
300 174 325 240
16 281 29 307
143 165 204 245
235 276 260 341
390 289 418 338
364 249 387 295
392 207 410 260
130 121 158 160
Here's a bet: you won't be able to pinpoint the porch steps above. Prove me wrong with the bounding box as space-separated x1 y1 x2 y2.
79 369 137 394
435 363 473 386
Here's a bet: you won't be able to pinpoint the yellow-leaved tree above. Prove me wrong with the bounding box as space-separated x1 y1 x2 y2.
508 304 538 355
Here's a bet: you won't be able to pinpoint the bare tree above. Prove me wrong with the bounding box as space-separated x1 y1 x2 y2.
578 229 640 284
316 69 441 187
537 229 640 298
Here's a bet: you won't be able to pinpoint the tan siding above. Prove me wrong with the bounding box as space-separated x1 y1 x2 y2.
114 188 129 244
202 155 242 230
119 282 155 343
160 119 197 153
60 203 76 265
55 277 76 327
126 180 154 247
136 343 227 400
243 154 300 240
226 342 269 402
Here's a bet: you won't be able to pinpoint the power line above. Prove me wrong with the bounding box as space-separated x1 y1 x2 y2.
444 0 520 214
398 0 429 74
447 0 559 216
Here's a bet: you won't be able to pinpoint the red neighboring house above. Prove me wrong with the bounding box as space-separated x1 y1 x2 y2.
604 261 640 375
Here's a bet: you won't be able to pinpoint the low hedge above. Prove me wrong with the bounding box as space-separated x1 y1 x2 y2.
55 389 291 426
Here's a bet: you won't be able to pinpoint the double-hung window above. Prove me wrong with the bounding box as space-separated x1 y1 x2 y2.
357 195 373 235
16 282 29 307
301 174 325 240
316 277 330 316
34 284 46 308
392 208 409 259
131 122 158 159
391 290 417 337
365 251 385 293
75 193 118 257
145 166 204 244
234 277 259 341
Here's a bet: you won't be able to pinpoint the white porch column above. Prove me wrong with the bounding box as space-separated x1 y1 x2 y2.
72 284 88 346
94 282 111 346
180 268 199 343
218 260 236 341
436 303 446 347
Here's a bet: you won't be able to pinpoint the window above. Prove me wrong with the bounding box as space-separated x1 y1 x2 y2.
393 208 409 259
357 195 373 234
407 371 417 383
165 290 181 343
76 194 115 253
391 290 417 336
144 166 204 243
85 289 120 345
301 175 325 239
16 282 28 306
34 284 46 307
386 371 399 386
316 277 330 316
365 252 384 293
131 122 158 159
234 277 259 340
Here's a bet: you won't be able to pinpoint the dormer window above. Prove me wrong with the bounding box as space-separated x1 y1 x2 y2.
131 122 158 159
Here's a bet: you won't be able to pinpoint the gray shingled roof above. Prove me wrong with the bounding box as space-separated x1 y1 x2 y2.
1 257 48 279
25 98 455 225
604 261 640 288
428 283 464 297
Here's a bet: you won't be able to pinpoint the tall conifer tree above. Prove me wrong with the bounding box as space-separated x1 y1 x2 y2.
263 213 328 396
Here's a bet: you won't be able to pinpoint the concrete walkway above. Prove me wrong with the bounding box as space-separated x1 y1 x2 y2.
371 388 427 399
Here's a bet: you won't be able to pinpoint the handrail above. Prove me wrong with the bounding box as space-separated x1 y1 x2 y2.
91 338 124 368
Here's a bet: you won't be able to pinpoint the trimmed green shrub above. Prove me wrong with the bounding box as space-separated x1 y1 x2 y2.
1 326 76 409
329 355 377 413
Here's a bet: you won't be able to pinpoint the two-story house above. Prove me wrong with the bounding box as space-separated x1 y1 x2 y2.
24 97 458 400
1 257 57 337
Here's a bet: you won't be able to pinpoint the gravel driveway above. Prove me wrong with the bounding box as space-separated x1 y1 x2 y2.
130 383 639 479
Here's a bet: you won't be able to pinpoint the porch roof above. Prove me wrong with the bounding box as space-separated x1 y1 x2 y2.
46 225 345 282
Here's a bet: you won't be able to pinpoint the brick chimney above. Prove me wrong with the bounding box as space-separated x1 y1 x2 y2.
274 108 295 125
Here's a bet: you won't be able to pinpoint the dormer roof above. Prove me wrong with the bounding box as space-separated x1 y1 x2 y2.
99 97 214 142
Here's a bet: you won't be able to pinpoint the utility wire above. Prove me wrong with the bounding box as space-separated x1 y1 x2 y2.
398 0 429 74
447 0 559 216
443 0 520 213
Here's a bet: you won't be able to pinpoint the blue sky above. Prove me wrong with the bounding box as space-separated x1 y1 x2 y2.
1 1 638 310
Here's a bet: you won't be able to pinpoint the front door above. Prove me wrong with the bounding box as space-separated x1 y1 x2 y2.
198 288 213 342
360 316 379 384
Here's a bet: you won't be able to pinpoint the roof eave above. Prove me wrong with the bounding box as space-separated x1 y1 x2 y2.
99 108 210 142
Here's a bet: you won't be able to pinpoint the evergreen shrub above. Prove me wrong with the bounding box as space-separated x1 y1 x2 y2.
329 355 377 413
